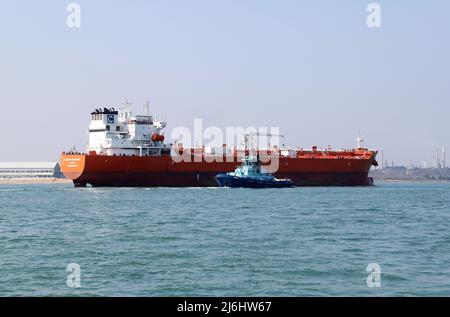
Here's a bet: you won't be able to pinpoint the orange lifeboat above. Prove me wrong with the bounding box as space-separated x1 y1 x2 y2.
151 133 165 142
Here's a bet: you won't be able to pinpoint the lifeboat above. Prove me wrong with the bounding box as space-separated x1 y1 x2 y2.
151 133 165 142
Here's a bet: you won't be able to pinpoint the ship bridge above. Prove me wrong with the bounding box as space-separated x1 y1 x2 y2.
87 100 169 157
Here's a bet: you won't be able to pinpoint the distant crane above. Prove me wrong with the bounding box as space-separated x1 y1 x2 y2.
436 149 441 169
443 147 446 168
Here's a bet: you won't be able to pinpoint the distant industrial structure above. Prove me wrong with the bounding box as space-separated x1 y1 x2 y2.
0 162 64 179
436 147 446 169
371 147 450 181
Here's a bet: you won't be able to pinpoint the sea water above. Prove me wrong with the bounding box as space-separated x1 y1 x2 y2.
1 182 450 296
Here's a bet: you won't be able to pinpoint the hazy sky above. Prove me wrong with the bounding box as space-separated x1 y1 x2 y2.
1 0 449 165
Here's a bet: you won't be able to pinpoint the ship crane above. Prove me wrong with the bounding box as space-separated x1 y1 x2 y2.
246 132 285 137
242 132 285 149
241 132 286 160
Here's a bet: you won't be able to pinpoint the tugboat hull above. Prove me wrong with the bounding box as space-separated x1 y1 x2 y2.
215 174 294 188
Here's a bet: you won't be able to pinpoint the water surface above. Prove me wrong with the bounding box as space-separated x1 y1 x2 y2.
1 182 450 296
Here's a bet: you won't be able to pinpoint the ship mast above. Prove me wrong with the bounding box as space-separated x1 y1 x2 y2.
357 132 364 149
243 134 250 160
144 100 150 116
122 99 132 110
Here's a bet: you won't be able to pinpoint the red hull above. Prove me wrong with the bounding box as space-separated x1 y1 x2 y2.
61 150 377 187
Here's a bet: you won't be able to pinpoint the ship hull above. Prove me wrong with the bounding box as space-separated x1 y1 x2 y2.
61 153 377 187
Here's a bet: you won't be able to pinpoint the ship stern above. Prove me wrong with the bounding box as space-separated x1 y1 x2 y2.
60 154 86 187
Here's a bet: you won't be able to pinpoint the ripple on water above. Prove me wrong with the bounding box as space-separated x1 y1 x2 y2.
1 182 450 296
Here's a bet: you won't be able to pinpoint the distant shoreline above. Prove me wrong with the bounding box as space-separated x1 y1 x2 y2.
0 178 72 185
373 179 450 183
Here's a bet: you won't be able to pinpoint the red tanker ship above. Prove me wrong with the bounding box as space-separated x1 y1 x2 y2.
60 102 378 187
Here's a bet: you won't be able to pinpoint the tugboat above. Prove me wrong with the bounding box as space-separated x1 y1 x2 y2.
215 154 295 188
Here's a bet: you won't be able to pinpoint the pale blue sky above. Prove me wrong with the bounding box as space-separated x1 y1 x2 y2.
0 1 449 165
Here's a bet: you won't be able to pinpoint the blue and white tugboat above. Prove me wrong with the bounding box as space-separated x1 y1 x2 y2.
215 154 295 188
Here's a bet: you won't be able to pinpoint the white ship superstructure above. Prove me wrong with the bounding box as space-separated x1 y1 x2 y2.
87 100 170 156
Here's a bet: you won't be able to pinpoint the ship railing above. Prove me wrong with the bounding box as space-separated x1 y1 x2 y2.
62 151 85 155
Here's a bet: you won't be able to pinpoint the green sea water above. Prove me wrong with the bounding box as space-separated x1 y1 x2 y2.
1 181 450 296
